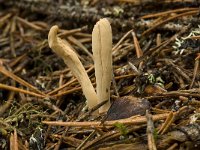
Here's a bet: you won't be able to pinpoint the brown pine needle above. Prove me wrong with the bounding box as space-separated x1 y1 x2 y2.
16 16 44 30
0 13 12 28
58 26 87 37
14 129 18 150
116 0 197 4
9 53 27 67
10 133 14 150
112 29 133 51
0 66 45 95
10 128 18 150
132 31 143 58
47 78 77 95
52 74 135 97
146 111 157 150
0 83 45 98
190 57 199 89
42 113 169 128
142 10 199 36
52 86 82 97
0 81 15 116
47 66 94 95
67 36 93 59
141 7 198 19
158 111 175 135
132 31 143 69
189 36 200 39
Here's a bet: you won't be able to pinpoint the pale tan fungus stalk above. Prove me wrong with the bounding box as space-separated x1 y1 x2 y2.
48 25 99 110
92 18 112 113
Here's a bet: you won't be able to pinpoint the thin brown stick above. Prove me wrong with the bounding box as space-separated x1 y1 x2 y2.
42 113 169 128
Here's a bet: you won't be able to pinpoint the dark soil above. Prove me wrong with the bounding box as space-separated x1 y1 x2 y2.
0 0 200 150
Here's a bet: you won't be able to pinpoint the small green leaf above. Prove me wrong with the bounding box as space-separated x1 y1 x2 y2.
114 122 128 136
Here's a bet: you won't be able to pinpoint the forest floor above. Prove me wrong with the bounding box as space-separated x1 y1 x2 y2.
0 0 200 150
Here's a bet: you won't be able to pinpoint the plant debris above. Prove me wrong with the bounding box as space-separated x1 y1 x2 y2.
0 0 200 149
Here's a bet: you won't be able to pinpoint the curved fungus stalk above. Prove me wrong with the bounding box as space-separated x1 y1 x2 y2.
48 25 99 110
92 18 112 113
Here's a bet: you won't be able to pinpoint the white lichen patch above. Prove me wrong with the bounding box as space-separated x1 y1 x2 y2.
173 25 200 55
